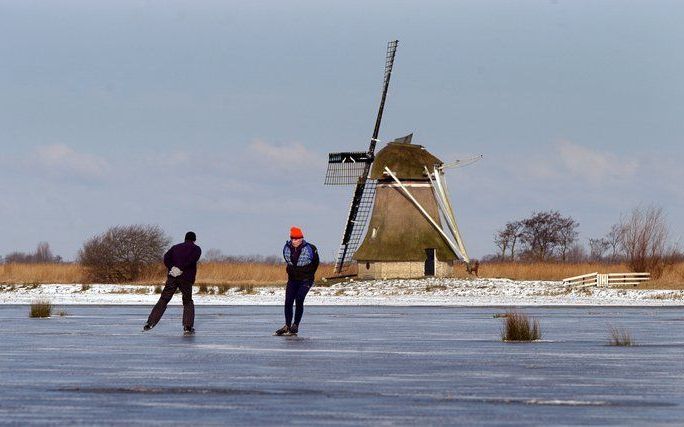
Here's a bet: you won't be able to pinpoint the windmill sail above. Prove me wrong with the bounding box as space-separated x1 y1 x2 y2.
326 40 398 274
324 152 373 185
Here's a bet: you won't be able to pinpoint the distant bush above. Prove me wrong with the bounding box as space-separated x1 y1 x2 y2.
4 242 62 264
30 300 52 318
78 224 171 283
501 311 541 341
203 248 282 264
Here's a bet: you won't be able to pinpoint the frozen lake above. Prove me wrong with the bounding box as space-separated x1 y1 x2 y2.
2 305 683 426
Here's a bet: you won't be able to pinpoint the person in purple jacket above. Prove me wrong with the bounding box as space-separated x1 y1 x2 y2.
143 231 202 334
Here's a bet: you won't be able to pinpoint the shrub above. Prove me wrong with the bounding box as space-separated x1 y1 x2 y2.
78 224 171 283
609 326 634 346
30 300 52 318
501 311 541 341
619 206 670 278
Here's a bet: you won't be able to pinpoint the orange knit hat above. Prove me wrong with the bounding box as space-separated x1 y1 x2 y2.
290 226 304 239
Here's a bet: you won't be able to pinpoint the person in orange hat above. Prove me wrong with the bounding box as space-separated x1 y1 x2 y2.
274 226 319 336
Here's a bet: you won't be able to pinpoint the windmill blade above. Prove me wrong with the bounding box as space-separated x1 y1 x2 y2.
332 40 398 274
440 155 483 170
333 180 377 272
431 167 470 262
324 151 373 185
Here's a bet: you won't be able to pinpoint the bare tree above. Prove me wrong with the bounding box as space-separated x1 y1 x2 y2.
494 221 523 260
557 216 580 261
566 243 587 263
604 224 624 261
588 238 610 261
79 225 171 282
619 205 670 278
519 211 559 261
494 228 510 260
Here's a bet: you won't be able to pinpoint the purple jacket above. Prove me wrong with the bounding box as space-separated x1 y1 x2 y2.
163 241 202 284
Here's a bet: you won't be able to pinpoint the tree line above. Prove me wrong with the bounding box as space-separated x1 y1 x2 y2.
492 205 679 277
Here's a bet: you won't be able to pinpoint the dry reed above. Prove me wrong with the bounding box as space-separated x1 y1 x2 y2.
29 300 52 318
2 261 682 288
608 326 634 346
501 311 541 342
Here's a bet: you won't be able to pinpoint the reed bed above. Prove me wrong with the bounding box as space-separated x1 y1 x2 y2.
1 261 682 288
500 311 541 342
608 326 634 346
1 263 86 284
29 300 52 318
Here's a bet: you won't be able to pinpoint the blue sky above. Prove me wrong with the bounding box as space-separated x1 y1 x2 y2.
1 0 682 261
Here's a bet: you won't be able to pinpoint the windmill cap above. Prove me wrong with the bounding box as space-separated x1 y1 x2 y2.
290 227 304 239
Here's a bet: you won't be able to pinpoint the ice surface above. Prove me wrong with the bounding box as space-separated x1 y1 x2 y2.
1 306 683 425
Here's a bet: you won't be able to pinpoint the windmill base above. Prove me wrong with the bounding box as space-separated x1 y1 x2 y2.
356 260 454 280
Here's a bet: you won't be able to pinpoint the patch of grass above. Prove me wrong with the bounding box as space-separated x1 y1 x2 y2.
425 284 447 292
334 289 345 296
81 284 91 292
198 284 208 294
29 300 52 318
501 311 541 342
133 287 149 294
217 285 230 294
609 326 634 346
154 285 162 294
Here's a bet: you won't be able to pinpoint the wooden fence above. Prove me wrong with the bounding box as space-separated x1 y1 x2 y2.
562 272 651 288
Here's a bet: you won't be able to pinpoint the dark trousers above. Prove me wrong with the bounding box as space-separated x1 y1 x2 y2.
284 279 312 326
147 276 194 328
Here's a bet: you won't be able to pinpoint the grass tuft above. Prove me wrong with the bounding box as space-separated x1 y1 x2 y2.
198 283 208 294
29 300 52 318
501 311 541 342
81 284 91 292
154 285 162 294
608 326 634 346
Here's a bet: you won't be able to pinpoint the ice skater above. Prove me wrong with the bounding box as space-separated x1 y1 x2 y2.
143 231 202 334
274 226 319 336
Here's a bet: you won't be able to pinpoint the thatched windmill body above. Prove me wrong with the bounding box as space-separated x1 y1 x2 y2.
352 134 471 279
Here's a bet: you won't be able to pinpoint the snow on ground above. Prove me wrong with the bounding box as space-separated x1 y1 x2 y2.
1 278 683 305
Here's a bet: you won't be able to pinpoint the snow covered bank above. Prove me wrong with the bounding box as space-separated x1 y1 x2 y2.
1 278 683 306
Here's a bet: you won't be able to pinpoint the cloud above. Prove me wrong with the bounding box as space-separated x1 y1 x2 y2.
248 139 320 171
555 139 638 183
32 144 110 180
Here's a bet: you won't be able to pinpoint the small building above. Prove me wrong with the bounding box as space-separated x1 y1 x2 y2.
353 137 457 279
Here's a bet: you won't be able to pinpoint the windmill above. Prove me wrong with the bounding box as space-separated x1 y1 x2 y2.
324 40 398 275
351 136 479 279
325 41 479 279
